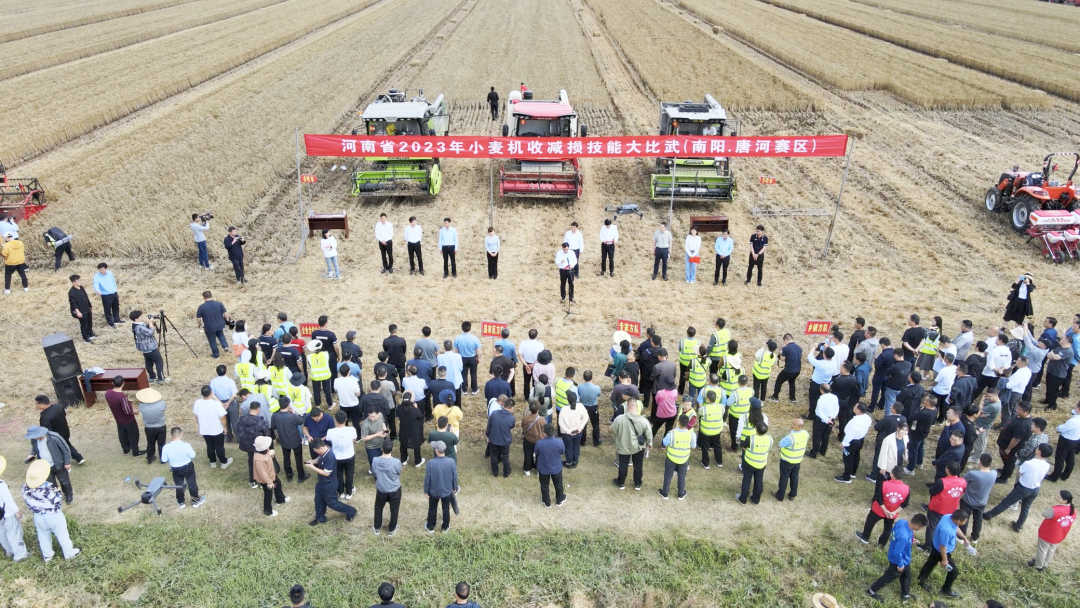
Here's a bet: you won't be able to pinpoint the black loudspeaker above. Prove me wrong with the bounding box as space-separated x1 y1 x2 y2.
51 375 84 408
42 332 82 379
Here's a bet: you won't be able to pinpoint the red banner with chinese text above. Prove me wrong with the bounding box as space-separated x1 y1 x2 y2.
617 319 642 338
304 134 849 159
481 321 507 338
804 320 832 336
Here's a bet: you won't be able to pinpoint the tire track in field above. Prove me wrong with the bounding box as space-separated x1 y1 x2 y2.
0 0 202 44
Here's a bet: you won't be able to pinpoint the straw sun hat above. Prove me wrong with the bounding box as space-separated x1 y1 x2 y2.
811 593 843 608
26 459 51 489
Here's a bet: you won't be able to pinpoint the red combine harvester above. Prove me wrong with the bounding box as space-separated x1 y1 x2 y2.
0 162 47 221
499 89 586 199
985 151 1078 231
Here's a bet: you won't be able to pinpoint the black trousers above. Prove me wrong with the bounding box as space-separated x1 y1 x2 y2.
336 455 355 495
746 253 764 285
1046 374 1067 409
999 450 1019 481
144 425 166 462
171 463 199 503
714 254 729 283
261 478 286 514
584 405 600 445
753 377 769 401
341 406 362 431
523 439 536 472
700 432 723 467
811 419 832 457
116 421 141 455
489 103 499 120
959 499 986 542
661 459 688 498
46 467 73 502
540 472 566 506
281 446 304 480
427 495 452 530
462 356 478 392
487 252 498 279
918 550 958 592
312 378 332 407
489 443 510 476
54 241 74 270
374 488 401 530
727 413 741 450
652 247 669 279
870 562 911 597
569 249 580 277
76 312 93 341
776 460 800 500
862 511 896 546
1050 436 1079 481
652 415 675 441
407 241 423 272
837 406 853 443
246 451 256 483
772 371 799 401
870 374 886 412
142 348 164 381
441 246 456 276
639 380 654 414
559 268 574 301
617 451 644 488
230 257 245 283
314 482 356 522
808 381 822 419
202 433 227 464
379 241 393 270
601 243 615 273
4 264 27 289
738 464 765 504
842 438 865 478
400 444 423 466
62 438 83 463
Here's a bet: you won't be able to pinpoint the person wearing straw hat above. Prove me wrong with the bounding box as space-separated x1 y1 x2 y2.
23 426 73 505
136 387 168 465
21 460 80 562
0 456 29 562
252 435 288 517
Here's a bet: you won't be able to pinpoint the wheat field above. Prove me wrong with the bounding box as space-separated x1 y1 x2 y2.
0 0 198 43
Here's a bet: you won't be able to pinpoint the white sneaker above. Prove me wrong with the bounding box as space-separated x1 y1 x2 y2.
177 501 186 509
2 290 8 295
192 496 208 508
345 491 354 500
210 462 218 469
415 458 426 468
249 482 259 489
269 510 278 517
283 496 290 503
220 457 234 470
22 287 28 292
524 470 531 476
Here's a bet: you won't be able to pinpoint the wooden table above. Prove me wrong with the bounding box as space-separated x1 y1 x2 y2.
83 368 150 407
308 213 349 238
690 215 729 233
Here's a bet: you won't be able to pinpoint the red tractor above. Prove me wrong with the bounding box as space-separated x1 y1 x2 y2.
985 152 1079 231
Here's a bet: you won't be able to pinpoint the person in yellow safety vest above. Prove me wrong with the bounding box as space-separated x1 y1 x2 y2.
736 413 772 505
722 374 754 451
915 315 943 380
697 387 725 469
286 372 312 416
677 394 698 431
752 339 778 401
718 340 743 392
696 373 724 408
737 399 769 450
269 352 291 397
707 318 731 375
775 418 809 502
235 350 257 393
254 374 280 413
659 413 696 500
686 345 709 403
677 327 700 395
553 368 578 415
306 340 333 409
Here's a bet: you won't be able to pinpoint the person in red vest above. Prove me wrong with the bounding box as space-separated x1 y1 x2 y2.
1030 489 1074 571
856 466 911 546
921 461 967 550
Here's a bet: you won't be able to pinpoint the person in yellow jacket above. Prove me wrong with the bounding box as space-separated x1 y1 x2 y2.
306 340 333 409
286 373 312 416
677 327 700 395
658 413 696 500
697 387 725 469
268 353 291 397
686 345 709 403
2 233 28 294
723 374 754 451
752 339 778 401
736 403 772 505
235 351 257 394
706 318 731 375
775 418 809 502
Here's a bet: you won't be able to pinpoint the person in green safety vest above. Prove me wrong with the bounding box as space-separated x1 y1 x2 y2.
775 418 809 502
686 345 709 403
916 315 943 381
707 318 731 375
722 374 754 451
736 406 772 505
306 340 333 410
658 413 696 500
752 339 778 401
677 327 700 395
697 387 725 469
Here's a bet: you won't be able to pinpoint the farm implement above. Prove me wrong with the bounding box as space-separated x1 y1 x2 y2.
985 152 1078 231
499 89 585 199
0 162 47 221
650 95 739 203
1026 210 1080 264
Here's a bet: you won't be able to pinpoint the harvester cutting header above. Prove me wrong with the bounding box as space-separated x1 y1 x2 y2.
651 95 739 203
499 89 586 199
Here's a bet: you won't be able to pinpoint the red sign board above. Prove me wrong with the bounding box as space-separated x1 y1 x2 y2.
305 134 850 159
759 176 777 185
481 321 507 338
804 320 832 335
299 323 318 338
617 319 642 337
300 174 318 184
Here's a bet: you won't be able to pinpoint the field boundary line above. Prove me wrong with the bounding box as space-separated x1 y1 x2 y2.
0 0 203 45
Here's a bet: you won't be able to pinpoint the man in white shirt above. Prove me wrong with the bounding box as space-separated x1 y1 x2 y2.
555 243 577 303
375 213 394 274
1046 404 1080 482
979 333 1012 396
984 443 1052 531
192 386 232 469
564 222 584 278
325 411 358 500
836 403 871 483
0 454 29 561
808 383 838 459
334 364 362 428
438 217 458 278
401 364 428 416
932 354 957 404
1003 356 1032 426
403 216 423 275
599 219 618 277
953 320 974 361
519 329 545 395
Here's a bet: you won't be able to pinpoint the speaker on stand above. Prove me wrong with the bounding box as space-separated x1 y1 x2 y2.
42 333 84 407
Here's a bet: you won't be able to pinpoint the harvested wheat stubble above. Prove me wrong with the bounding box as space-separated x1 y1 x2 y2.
850 0 1080 53
0 0 200 44
679 0 1049 110
759 0 1080 103
0 0 380 163
24 0 459 256
415 0 610 107
585 0 813 112
0 0 286 81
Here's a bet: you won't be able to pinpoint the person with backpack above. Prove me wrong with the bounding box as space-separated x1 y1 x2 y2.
43 226 75 272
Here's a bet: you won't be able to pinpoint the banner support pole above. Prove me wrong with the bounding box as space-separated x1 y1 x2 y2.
821 139 854 260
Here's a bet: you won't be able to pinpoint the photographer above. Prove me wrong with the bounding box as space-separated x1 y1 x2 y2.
1003 272 1034 326
190 214 212 270
223 227 246 285
130 310 168 384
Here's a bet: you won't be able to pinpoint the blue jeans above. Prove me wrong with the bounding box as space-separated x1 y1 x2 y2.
196 241 209 268
907 437 925 468
314 482 355 523
366 447 381 471
562 432 581 465
985 482 1040 529
204 328 228 358
324 256 339 278
685 255 698 282
688 384 701 403
883 387 900 411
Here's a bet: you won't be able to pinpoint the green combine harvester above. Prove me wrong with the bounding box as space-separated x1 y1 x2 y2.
650 95 739 203
350 89 450 197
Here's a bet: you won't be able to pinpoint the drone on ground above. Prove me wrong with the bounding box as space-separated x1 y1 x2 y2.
118 477 183 515
603 203 643 222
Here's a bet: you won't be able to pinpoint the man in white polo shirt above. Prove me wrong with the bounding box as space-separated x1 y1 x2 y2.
192 386 232 469
375 213 394 274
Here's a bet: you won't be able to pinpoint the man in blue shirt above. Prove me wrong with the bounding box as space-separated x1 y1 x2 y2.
533 423 566 507
160 427 206 508
424 441 459 532
713 229 733 286
494 328 518 395
447 581 481 608
485 398 516 477
407 346 433 382
853 352 871 400
439 217 458 278
305 438 355 525
454 322 482 395
867 513 927 602
576 371 602 446
484 367 511 402
195 291 231 359
917 509 970 598
770 334 802 403
92 263 123 328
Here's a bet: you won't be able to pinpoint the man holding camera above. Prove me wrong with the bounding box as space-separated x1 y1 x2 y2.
190 214 212 270
130 310 168 384
223 227 246 286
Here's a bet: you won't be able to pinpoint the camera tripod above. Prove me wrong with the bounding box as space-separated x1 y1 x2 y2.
158 309 197 377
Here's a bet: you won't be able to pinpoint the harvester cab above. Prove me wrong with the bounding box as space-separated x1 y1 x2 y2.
650 95 739 203
499 89 585 199
349 89 450 197
985 151 1078 231
0 162 47 221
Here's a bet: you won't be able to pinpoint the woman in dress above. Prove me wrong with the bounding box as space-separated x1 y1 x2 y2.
1003 273 1035 325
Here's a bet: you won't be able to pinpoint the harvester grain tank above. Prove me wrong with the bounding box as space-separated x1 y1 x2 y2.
650 95 738 202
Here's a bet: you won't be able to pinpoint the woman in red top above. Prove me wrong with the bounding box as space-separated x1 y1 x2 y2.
1030 490 1074 571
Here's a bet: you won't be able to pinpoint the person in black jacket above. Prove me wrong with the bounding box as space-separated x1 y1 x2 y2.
905 395 937 473
870 340 894 412
487 87 500 120
236 402 270 488
67 275 95 343
223 227 245 285
932 430 966 479
883 350 912 412
897 371 925 422
396 394 425 467
960 404 979 470
949 362 977 419
382 325 408 380
270 396 307 483
833 363 861 442
869 402 907 481
35 396 84 464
